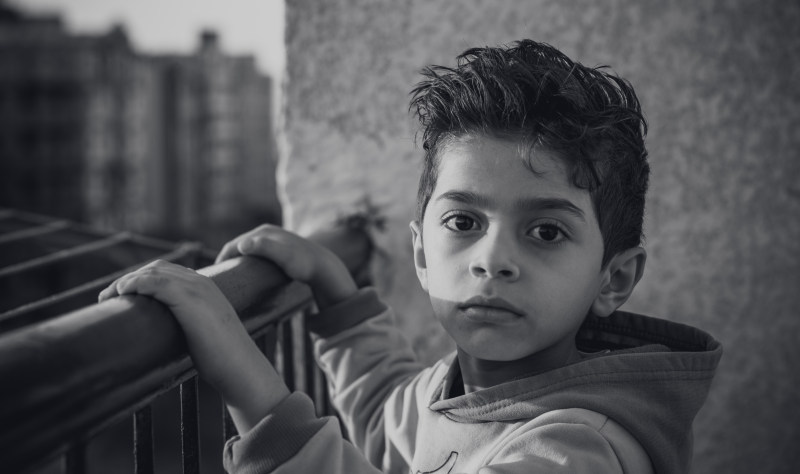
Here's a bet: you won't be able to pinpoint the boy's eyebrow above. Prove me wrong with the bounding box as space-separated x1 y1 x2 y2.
435 190 587 222
436 190 492 208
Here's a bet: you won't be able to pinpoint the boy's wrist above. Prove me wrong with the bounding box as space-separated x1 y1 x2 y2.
221 345 292 434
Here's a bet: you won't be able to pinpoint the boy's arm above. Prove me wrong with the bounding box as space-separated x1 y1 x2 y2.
97 259 290 433
98 224 410 473
308 289 424 465
219 225 425 467
98 224 360 433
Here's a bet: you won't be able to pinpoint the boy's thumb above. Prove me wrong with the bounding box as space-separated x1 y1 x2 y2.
237 239 255 253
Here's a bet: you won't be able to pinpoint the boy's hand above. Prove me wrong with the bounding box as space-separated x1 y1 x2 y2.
215 224 358 309
98 260 290 433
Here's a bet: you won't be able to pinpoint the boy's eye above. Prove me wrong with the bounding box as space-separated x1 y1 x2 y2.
443 214 480 232
530 224 565 243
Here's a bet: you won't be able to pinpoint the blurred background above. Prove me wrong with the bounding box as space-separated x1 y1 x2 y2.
2 1 799 473
0 0 285 248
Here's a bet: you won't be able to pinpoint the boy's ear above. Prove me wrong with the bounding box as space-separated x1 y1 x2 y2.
409 221 428 292
591 247 647 317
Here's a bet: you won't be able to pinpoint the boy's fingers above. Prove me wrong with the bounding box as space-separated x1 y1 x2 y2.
214 224 283 264
113 267 186 305
98 283 118 302
98 271 136 302
236 238 256 254
97 260 187 302
215 240 242 264
236 235 285 261
215 228 261 263
114 272 143 293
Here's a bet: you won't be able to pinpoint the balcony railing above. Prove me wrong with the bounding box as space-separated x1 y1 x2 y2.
0 210 372 473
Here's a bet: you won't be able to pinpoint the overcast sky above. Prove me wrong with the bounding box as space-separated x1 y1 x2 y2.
12 0 285 79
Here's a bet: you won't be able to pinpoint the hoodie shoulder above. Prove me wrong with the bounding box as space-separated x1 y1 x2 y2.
487 408 653 473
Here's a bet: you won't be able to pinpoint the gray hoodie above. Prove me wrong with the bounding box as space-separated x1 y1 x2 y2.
224 288 722 474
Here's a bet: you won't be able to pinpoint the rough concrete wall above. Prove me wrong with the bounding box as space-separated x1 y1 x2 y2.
282 1 800 472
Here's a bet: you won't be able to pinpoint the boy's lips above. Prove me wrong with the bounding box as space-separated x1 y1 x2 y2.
458 296 525 321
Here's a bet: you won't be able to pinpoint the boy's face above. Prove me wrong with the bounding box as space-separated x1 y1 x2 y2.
411 135 606 362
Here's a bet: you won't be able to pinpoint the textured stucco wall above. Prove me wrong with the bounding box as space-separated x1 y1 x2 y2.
281 1 800 472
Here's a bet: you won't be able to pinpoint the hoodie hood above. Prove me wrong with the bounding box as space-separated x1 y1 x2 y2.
428 310 723 474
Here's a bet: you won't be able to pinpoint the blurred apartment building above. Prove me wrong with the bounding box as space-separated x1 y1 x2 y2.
0 4 281 248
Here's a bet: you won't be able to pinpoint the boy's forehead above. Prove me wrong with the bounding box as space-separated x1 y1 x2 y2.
436 136 573 191
430 135 597 219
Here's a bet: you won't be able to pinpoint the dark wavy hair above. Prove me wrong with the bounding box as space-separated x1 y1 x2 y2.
409 39 649 267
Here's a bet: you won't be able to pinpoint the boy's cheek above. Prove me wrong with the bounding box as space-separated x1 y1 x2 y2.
428 296 456 322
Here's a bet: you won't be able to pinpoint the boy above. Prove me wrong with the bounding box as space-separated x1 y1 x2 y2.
99 40 722 473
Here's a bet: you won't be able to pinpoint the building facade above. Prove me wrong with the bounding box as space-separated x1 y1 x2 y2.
0 4 280 248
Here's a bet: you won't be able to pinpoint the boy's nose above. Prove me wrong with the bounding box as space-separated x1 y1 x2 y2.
468 232 521 281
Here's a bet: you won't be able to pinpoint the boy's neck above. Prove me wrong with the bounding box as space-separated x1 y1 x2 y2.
456 339 582 394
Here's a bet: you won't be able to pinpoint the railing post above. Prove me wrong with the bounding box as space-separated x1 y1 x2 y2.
277 318 296 392
133 406 154 474
64 441 87 474
222 403 237 442
180 377 200 474
301 312 327 417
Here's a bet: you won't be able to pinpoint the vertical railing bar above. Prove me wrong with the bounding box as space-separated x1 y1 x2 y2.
180 377 200 474
279 318 296 392
273 320 284 382
291 314 305 395
300 308 333 418
133 406 155 474
302 312 321 416
64 441 87 474
222 402 237 442
260 325 278 364
301 312 312 389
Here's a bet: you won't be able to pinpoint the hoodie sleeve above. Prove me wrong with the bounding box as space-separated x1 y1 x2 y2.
223 391 385 473
222 288 424 473
309 287 427 469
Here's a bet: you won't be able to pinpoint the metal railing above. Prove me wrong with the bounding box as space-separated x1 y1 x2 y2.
0 223 372 473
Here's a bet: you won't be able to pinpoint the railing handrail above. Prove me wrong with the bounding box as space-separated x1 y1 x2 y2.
0 225 372 472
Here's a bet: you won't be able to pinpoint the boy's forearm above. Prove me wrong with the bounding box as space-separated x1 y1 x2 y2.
222 341 291 434
215 255 355 432
195 225 358 431
186 309 290 434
